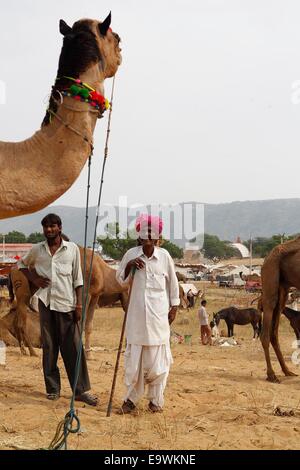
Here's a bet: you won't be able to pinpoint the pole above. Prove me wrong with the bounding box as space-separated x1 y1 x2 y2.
106 270 135 417
2 234 4 262
249 234 253 275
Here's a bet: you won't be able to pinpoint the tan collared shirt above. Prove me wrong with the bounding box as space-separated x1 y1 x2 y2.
116 246 180 345
18 240 83 312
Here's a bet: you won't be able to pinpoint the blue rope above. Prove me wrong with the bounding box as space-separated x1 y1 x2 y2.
47 76 116 451
47 153 93 451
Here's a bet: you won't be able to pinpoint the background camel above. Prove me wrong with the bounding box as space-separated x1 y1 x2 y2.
261 237 300 382
176 272 187 283
9 247 128 358
178 284 202 310
0 308 41 354
0 15 121 219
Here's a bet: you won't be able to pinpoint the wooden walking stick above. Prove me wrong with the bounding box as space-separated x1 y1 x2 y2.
106 268 135 417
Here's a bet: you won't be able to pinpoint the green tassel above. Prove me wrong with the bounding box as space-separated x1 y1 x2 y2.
79 88 90 99
70 84 81 95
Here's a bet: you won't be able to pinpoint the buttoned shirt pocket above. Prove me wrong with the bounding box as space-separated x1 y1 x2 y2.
58 265 72 276
147 273 166 292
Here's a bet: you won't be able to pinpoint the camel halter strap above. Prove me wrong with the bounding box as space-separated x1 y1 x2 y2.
47 76 117 451
47 75 111 148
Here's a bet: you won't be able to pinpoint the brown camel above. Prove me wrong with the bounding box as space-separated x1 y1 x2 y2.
176 272 187 283
0 15 121 219
0 308 41 353
9 247 128 358
178 284 202 310
261 237 300 382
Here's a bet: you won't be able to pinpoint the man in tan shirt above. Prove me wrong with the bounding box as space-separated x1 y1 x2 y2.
18 213 97 405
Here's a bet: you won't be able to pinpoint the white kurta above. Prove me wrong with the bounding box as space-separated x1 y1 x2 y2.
116 246 180 407
116 246 180 346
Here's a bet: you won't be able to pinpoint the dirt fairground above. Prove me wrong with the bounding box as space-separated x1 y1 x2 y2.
0 282 300 450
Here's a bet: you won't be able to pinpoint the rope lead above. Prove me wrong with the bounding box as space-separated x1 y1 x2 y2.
46 76 117 451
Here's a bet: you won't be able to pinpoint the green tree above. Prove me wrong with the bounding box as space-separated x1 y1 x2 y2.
202 233 238 259
160 240 183 259
245 233 299 258
247 235 279 258
5 231 27 243
98 223 183 260
27 232 45 243
98 223 137 260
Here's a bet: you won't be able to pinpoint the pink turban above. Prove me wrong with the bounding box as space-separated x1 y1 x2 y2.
135 214 163 239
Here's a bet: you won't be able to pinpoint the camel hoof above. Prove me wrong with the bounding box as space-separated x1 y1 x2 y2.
284 370 298 377
267 374 280 383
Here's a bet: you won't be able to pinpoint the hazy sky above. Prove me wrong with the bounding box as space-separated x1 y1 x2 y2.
1 0 300 208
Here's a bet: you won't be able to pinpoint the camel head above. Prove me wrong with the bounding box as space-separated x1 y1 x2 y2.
41 14 122 126
58 13 122 81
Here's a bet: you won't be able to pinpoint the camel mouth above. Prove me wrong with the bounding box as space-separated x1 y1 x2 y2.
116 49 122 65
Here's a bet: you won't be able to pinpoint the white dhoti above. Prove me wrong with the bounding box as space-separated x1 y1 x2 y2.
124 343 173 408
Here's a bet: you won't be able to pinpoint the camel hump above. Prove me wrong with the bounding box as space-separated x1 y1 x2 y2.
264 237 300 266
261 238 300 307
278 237 300 255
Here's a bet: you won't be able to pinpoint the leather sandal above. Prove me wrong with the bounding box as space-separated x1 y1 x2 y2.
75 392 98 406
47 393 60 401
148 401 163 413
118 399 136 414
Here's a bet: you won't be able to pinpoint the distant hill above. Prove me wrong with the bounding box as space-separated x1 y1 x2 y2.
0 198 299 246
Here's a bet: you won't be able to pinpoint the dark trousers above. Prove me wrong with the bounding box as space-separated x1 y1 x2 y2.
39 300 90 396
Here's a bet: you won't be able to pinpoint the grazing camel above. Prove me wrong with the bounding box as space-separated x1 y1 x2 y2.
9 247 128 358
0 15 121 219
0 307 41 354
261 237 300 382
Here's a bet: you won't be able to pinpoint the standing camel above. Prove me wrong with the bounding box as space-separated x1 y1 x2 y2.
0 15 121 219
9 247 128 358
261 237 300 382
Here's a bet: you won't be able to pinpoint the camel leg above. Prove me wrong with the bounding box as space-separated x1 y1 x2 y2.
13 306 28 356
12 274 37 357
270 290 297 377
85 294 98 360
260 303 279 383
11 312 26 355
15 303 37 357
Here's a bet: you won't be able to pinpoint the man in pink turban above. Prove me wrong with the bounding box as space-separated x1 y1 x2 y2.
116 214 179 414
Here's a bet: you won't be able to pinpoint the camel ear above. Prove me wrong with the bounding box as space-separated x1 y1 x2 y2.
99 12 111 36
59 19 72 36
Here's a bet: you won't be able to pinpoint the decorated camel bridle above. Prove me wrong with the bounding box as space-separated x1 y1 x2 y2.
57 75 110 115
47 75 113 149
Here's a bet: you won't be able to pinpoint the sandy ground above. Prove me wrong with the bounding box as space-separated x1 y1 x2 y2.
0 283 300 450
